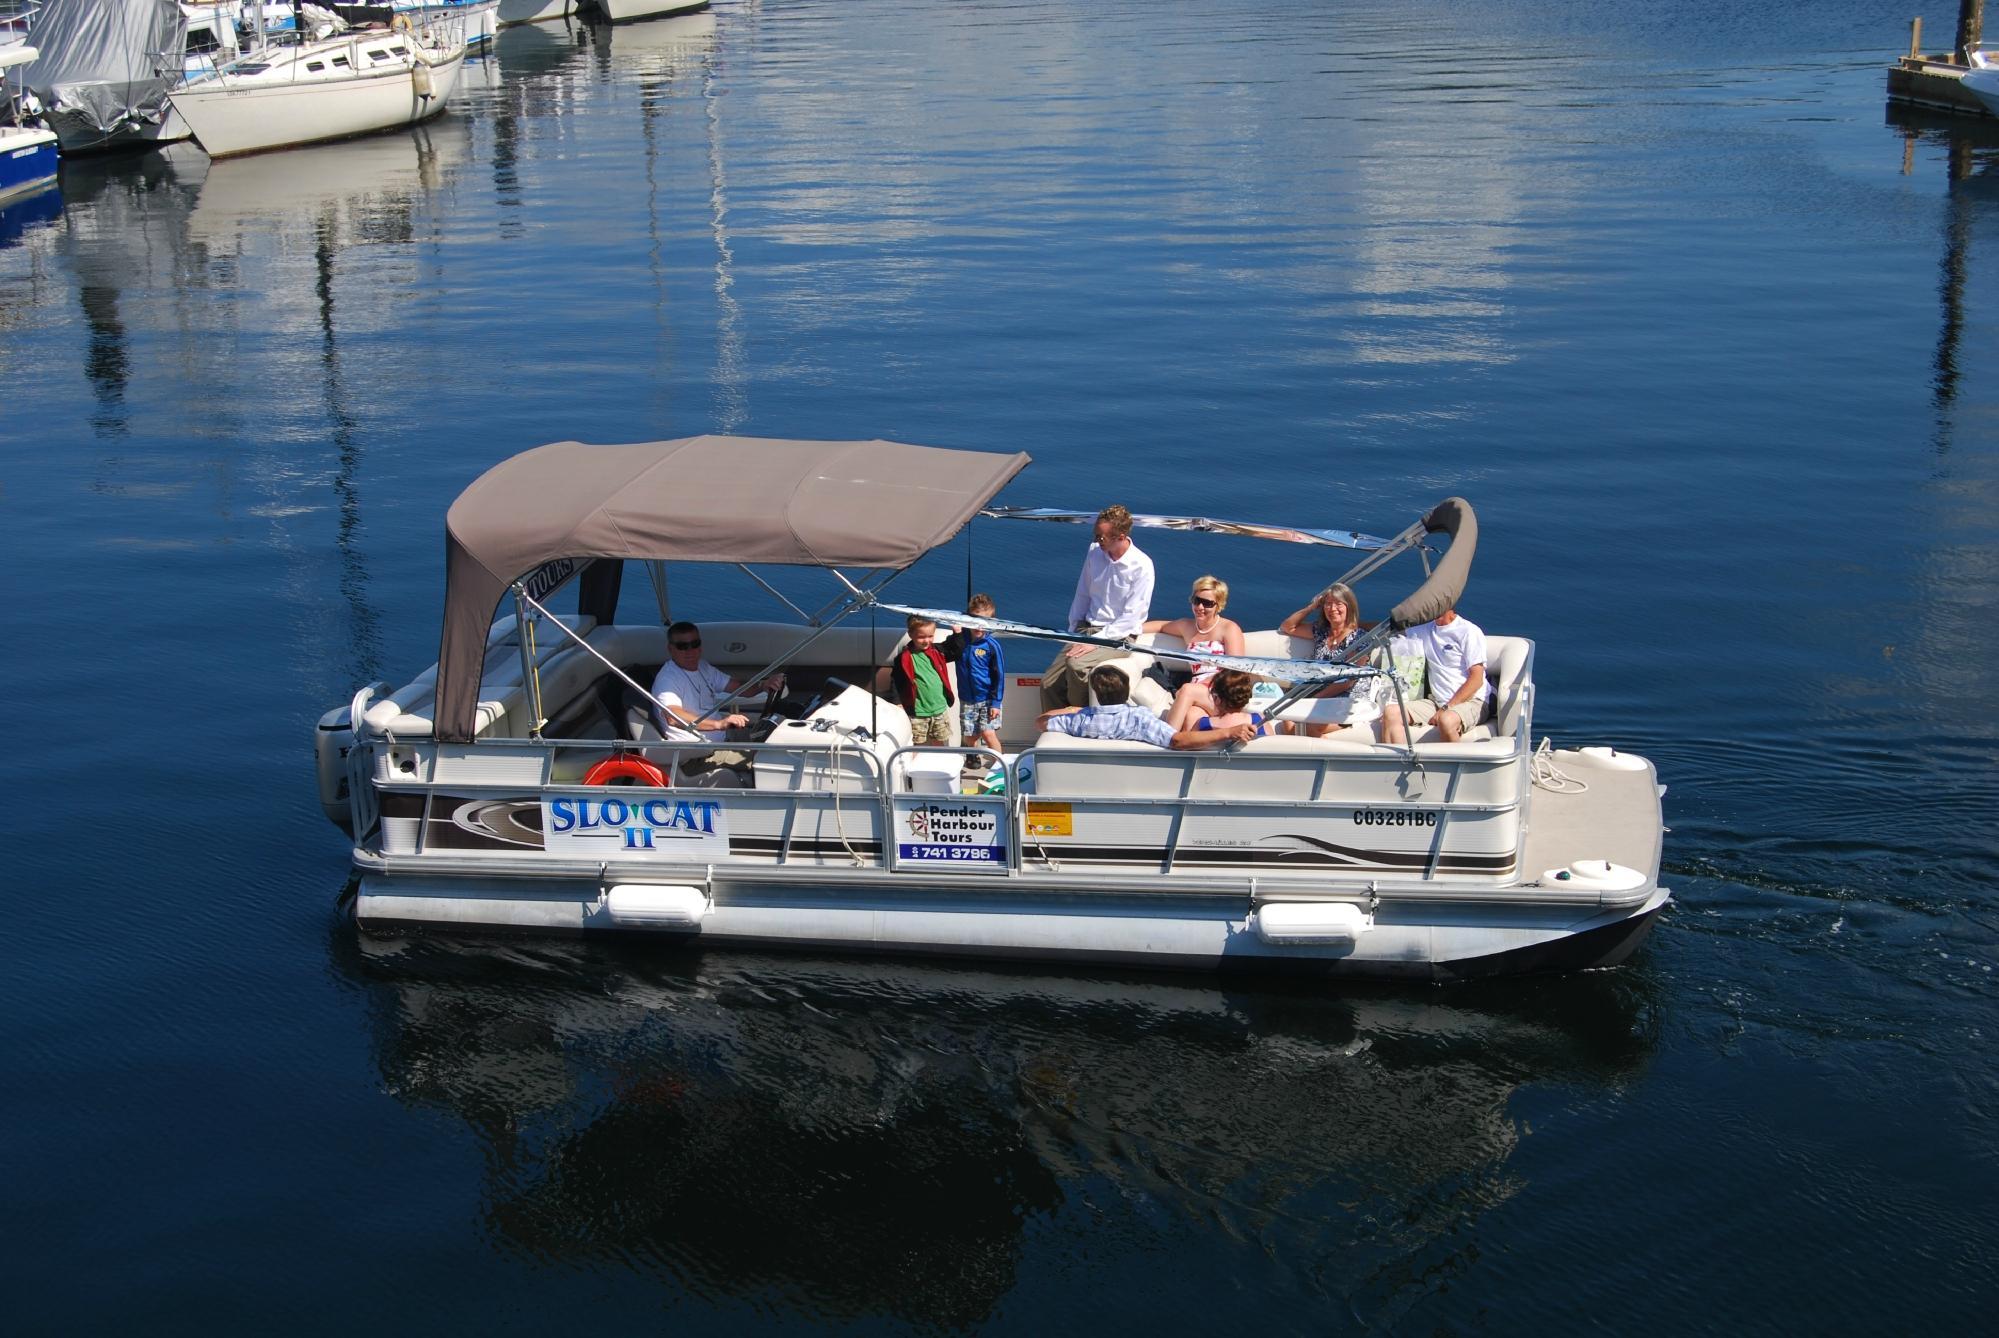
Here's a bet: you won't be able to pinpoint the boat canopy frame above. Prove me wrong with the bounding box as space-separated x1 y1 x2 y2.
975 496 1479 722
431 436 1476 749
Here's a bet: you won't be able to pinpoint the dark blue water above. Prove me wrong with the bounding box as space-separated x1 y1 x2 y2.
4 0 1996 1328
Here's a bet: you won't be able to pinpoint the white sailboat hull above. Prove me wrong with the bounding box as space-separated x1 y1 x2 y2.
594 0 709 24
497 0 574 25
172 46 466 158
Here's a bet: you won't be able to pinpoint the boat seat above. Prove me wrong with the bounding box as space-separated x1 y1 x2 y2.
1133 629 1316 684
1079 643 1166 713
1486 636 1533 740
1029 731 1202 798
1236 733 1517 760
364 615 598 736
368 620 915 740
1246 631 1532 746
1031 728 1524 807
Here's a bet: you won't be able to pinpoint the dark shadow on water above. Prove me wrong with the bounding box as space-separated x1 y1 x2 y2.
327 911 1660 1327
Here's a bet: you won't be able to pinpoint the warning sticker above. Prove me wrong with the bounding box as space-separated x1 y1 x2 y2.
1025 802 1072 837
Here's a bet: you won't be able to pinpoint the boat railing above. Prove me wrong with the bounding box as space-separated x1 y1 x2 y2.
384 731 887 789
365 698 1530 884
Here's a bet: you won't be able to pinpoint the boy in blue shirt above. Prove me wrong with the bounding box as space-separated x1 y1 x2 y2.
941 593 1006 765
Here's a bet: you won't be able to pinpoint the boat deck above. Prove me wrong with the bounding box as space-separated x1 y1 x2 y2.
1519 751 1663 886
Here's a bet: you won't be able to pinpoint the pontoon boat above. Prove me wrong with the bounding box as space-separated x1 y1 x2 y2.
315 436 1670 981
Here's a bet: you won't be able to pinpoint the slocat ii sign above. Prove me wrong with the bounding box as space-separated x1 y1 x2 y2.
543 796 729 856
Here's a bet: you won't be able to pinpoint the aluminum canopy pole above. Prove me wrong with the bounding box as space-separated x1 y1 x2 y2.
1327 516 1430 592
712 567 907 712
646 560 671 626
512 585 545 740
736 563 813 624
515 588 675 726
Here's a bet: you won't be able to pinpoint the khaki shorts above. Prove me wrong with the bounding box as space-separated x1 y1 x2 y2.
1406 696 1492 734
910 712 954 745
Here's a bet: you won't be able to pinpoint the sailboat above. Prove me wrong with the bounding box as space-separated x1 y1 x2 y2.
170 3 466 158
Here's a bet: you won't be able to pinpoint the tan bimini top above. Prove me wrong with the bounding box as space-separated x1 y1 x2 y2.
435 435 1031 741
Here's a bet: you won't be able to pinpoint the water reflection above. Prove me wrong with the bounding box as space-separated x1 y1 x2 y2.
1887 105 1999 425
183 122 470 256
0 182 59 251
36 152 196 439
339 930 1657 1325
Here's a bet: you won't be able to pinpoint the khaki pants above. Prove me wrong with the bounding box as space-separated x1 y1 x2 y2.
1040 642 1127 710
1406 696 1493 734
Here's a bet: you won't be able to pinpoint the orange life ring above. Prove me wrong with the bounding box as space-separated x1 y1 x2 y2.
582 752 670 787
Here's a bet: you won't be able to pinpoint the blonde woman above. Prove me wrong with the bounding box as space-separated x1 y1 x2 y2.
1279 582 1374 737
1148 575 1246 731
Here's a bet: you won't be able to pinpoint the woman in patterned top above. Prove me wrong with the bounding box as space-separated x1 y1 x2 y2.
1279 582 1375 738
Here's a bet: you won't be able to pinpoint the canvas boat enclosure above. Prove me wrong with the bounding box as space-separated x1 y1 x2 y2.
24 0 184 151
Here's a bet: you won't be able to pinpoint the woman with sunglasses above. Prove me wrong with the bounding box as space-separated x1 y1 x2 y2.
1145 575 1246 732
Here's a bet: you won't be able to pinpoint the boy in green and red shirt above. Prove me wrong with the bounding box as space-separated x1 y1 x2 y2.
888 615 956 745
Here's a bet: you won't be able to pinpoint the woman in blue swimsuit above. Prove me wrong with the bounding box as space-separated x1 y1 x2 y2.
1194 670 1270 739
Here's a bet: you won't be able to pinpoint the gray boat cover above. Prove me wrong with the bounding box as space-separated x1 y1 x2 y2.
26 0 184 149
434 436 1030 741
1386 497 1477 631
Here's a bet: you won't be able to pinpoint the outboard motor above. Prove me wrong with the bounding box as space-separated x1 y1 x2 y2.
315 681 389 833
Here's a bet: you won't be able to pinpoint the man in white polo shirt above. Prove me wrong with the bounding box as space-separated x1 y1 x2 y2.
1040 503 1155 710
650 620 784 742
1379 604 1493 745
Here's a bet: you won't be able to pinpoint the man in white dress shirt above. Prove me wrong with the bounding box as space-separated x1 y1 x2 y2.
650 620 784 742
1040 504 1156 710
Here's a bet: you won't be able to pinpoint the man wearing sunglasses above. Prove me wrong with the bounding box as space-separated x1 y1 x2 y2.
649 621 785 742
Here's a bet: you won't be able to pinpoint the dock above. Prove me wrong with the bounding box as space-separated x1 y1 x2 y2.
1886 9 1995 118
1887 56 1994 116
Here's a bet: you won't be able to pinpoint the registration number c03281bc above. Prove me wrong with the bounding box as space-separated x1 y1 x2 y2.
1352 808 1437 827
